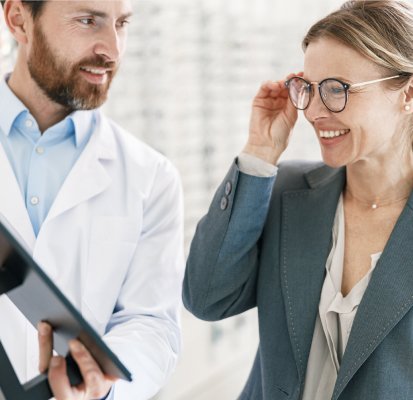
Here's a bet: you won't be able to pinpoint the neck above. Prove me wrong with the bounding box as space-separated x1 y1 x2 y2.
8 55 70 133
345 155 413 209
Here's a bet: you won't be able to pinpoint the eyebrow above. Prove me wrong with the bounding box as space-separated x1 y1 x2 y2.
73 8 133 20
302 75 351 83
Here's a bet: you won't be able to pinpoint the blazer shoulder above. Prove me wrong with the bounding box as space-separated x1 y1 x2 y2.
276 160 345 191
276 160 324 191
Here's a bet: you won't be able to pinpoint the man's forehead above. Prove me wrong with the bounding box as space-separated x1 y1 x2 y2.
46 0 133 14
47 0 128 3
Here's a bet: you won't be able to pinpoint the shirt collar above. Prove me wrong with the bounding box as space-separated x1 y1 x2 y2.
0 74 29 137
67 109 96 148
0 73 96 147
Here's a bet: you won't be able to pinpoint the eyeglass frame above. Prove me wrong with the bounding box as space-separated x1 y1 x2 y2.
284 74 402 113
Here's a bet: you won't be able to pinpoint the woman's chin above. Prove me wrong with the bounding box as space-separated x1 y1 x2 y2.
321 157 347 169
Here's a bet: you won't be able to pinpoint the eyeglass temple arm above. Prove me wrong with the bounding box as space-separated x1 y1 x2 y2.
350 75 401 89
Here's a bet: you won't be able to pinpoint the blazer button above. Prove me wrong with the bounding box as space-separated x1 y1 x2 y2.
220 196 228 210
225 181 232 196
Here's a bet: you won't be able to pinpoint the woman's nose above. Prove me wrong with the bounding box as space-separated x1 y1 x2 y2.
304 86 331 122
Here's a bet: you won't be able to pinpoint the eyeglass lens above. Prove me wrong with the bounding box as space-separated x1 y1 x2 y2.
287 77 347 112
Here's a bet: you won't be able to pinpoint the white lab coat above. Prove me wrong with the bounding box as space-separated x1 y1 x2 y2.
0 110 185 399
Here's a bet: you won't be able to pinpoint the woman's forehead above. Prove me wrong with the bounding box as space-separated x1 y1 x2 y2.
303 37 378 82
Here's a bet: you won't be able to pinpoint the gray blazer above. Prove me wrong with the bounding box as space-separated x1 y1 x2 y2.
183 160 413 400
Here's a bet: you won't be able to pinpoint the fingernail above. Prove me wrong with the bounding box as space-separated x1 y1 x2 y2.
38 323 50 336
50 357 61 368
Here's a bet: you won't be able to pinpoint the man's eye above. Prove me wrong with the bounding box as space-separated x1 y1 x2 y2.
79 18 95 26
118 20 130 28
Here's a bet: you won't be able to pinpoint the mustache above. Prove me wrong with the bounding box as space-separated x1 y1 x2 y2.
75 56 118 71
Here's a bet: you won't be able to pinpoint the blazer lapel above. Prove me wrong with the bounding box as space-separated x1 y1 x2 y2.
333 195 413 399
280 164 345 382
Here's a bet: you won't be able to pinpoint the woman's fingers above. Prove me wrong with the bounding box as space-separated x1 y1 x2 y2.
255 80 284 99
255 73 299 100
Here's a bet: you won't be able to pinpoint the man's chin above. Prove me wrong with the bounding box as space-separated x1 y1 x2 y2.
57 88 109 111
73 84 110 109
65 96 108 111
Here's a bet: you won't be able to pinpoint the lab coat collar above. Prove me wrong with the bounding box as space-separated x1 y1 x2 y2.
43 111 116 224
0 108 118 255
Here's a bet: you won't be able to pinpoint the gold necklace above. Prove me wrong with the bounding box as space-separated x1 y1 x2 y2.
345 189 410 210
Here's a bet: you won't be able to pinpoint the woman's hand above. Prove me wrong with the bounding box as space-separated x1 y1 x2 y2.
38 322 118 400
243 73 301 165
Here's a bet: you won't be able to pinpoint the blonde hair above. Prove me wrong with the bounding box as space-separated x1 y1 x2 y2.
303 1 413 87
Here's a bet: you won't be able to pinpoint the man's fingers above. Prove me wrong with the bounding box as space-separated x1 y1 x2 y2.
37 322 53 373
48 356 73 399
44 338 116 400
69 340 114 398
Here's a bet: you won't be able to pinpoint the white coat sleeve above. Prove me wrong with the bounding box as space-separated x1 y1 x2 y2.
103 160 185 400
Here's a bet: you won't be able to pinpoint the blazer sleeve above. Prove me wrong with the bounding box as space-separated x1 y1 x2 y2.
183 159 276 321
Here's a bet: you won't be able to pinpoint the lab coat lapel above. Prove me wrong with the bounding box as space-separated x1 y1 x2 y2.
280 165 345 382
333 194 413 399
0 145 35 249
45 112 116 223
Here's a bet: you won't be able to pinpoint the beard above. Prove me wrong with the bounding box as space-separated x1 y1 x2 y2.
27 23 118 111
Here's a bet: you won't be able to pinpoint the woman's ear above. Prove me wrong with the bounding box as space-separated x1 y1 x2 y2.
3 0 32 45
402 76 413 113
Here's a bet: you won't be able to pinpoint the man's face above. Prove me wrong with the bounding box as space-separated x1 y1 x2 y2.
26 1 133 111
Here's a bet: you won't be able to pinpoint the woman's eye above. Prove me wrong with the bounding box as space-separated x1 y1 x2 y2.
330 86 345 94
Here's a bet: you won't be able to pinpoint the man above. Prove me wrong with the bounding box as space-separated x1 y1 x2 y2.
0 1 184 399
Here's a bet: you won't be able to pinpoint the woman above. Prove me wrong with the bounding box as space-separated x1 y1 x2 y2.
183 1 413 399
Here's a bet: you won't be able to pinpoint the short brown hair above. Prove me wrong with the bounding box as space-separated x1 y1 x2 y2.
303 1 413 87
1 0 45 19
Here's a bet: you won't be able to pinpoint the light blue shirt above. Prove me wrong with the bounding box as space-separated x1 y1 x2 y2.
0 75 95 236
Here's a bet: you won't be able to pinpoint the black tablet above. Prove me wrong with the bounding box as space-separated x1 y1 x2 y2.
0 217 132 383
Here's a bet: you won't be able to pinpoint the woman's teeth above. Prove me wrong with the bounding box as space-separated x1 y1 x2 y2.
319 129 349 138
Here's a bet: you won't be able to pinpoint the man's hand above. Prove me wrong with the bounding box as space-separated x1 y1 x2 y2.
38 322 118 400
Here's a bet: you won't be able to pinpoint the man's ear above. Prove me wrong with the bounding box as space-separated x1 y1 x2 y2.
3 0 32 45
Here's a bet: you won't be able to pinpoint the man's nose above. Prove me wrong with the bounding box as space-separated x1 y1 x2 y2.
93 26 123 62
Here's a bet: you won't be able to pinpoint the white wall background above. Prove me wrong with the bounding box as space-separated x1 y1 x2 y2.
0 1 343 399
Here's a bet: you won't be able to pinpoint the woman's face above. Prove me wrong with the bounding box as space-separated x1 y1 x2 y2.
303 37 409 169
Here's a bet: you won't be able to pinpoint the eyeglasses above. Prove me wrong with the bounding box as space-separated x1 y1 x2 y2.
284 75 401 113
